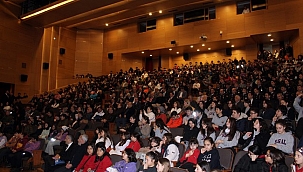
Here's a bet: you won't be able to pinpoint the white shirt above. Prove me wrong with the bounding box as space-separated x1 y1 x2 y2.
65 142 73 151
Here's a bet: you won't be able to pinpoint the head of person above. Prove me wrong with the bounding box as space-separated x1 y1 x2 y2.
249 108 259 119
65 135 73 145
265 148 285 166
295 147 303 167
171 111 178 119
173 101 181 108
155 119 166 130
231 107 241 119
162 133 173 145
248 145 261 161
86 143 95 155
275 119 287 134
78 134 88 145
215 105 223 115
156 158 170 172
201 118 214 134
142 115 150 125
186 107 193 116
275 105 287 118
98 128 109 138
150 137 161 148
145 151 159 168
188 118 196 128
189 138 199 150
224 117 237 141
95 142 109 162
253 118 268 133
130 132 141 142
204 137 215 152
195 161 211 172
130 115 136 124
122 148 137 163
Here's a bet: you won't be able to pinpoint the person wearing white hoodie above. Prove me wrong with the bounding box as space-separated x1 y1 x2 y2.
160 133 179 166
267 119 294 155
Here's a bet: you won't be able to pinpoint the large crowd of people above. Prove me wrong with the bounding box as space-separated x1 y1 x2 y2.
1 50 303 172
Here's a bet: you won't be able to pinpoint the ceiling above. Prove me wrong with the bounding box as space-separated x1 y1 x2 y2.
8 0 232 29
1 0 300 57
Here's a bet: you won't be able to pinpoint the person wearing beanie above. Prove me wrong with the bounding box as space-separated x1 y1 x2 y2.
293 147 303 172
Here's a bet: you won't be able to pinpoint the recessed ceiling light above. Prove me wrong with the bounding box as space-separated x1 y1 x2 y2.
159 10 162 13
141 51 144 54
231 45 234 47
226 41 230 43
270 39 274 41
169 48 172 51
190 45 193 48
268 33 272 37
197 49 200 51
105 23 109 26
202 44 205 46
149 12 152 16
150 54 152 56
208 48 211 50
176 52 179 54
53 37 56 40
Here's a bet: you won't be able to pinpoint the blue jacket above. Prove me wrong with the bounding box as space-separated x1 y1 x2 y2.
113 160 137 172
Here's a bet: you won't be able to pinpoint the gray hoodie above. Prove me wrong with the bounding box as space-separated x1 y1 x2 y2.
267 131 294 154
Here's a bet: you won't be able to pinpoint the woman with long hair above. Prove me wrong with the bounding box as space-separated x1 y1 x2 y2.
293 147 303 172
198 137 221 170
264 148 288 172
215 117 240 148
110 132 130 155
74 144 96 172
197 118 216 146
140 115 152 139
143 151 159 172
95 127 113 150
154 119 170 139
242 118 270 153
111 148 137 172
88 142 112 172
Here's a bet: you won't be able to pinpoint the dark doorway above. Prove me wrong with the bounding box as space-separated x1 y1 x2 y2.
145 57 153 72
0 82 15 103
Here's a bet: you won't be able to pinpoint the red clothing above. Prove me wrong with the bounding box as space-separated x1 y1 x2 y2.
93 155 112 172
156 114 167 124
296 165 303 172
75 155 96 172
126 140 141 152
179 149 200 165
167 116 182 128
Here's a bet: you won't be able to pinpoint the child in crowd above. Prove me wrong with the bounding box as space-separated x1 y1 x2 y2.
178 138 200 172
126 132 142 152
215 117 240 148
197 118 216 146
293 147 303 172
198 137 221 170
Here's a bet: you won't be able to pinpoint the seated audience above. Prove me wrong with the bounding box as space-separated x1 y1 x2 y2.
198 137 221 170
178 138 200 172
44 126 68 155
140 115 151 139
215 117 240 148
126 132 142 152
197 118 216 146
154 119 170 139
110 132 130 155
110 148 137 172
212 105 228 130
263 148 288 172
166 111 182 128
294 147 303 172
90 142 112 172
74 144 96 172
95 128 112 150
195 161 211 172
160 133 179 166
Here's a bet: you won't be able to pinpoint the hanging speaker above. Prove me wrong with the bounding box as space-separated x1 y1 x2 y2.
43 63 49 69
183 53 189 61
108 53 113 59
59 48 65 55
226 48 232 56
20 74 28 82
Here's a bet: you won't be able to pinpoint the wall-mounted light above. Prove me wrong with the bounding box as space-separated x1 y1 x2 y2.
149 12 152 16
220 31 223 35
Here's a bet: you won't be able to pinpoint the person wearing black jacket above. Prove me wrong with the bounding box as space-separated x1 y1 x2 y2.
234 145 265 172
241 118 270 153
197 137 221 170
43 135 76 172
181 118 199 146
54 134 89 172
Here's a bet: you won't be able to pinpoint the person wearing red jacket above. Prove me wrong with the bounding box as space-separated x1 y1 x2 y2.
166 112 182 128
88 142 112 172
126 133 142 152
74 144 96 172
177 138 200 172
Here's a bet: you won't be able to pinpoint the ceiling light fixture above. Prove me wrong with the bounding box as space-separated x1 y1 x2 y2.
150 54 152 56
176 52 179 54
231 45 234 47
159 10 162 13
141 51 144 54
190 45 193 48
197 49 200 51
208 48 211 50
202 44 205 46
268 33 272 37
169 48 172 51
105 23 109 26
149 12 152 16
226 41 230 43
270 39 274 41
21 0 77 20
